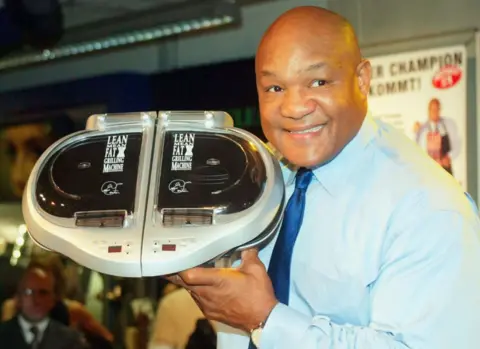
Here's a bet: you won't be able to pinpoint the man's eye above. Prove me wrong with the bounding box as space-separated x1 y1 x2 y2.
311 80 327 87
266 85 283 92
6 142 16 158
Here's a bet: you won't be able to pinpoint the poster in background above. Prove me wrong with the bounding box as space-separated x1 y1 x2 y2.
367 45 468 189
0 105 104 202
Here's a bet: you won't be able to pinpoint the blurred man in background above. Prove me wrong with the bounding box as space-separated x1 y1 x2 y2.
0 262 87 349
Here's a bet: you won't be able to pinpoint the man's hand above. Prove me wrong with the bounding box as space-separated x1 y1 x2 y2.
166 249 278 332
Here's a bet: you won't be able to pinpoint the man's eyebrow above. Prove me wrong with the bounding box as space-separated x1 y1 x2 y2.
260 62 328 77
260 70 276 77
305 62 327 72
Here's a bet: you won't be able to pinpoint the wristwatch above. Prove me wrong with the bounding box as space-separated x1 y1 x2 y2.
250 302 278 347
250 321 266 348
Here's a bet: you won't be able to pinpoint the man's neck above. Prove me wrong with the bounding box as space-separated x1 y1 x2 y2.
18 314 50 329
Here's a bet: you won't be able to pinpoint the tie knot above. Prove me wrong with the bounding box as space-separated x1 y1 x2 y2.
295 168 313 191
30 326 38 336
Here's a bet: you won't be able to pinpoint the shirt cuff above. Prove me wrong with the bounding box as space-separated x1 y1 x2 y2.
260 303 311 349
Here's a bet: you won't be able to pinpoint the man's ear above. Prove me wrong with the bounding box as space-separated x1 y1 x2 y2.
356 59 372 99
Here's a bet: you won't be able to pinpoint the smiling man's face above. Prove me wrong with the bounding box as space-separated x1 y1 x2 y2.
255 7 372 168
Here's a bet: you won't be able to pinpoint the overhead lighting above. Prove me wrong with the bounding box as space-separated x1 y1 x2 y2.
16 236 25 246
0 1 239 71
12 249 21 259
17 223 27 235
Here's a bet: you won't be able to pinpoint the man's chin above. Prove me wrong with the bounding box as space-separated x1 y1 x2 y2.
282 151 330 169
23 313 47 323
267 136 331 168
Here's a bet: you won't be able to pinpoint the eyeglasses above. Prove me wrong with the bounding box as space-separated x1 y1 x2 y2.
21 288 53 297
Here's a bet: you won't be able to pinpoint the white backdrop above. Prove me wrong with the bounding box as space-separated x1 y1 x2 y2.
367 45 468 189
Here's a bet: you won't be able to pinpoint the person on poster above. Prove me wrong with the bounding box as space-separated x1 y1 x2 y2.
164 6 480 349
413 98 460 175
0 115 74 200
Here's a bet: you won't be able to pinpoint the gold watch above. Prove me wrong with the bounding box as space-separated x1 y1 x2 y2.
250 321 266 348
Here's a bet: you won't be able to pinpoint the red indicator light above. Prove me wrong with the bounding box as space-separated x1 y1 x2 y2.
108 246 122 253
162 244 176 251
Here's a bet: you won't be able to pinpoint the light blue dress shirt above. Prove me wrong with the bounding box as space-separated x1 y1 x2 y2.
216 115 480 349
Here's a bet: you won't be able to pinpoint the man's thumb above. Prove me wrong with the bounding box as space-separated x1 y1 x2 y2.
240 248 261 268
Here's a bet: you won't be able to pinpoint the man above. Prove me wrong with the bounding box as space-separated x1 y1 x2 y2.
0 263 87 349
414 98 460 175
166 6 480 349
1 254 114 346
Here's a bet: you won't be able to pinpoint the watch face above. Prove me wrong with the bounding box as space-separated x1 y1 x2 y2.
251 328 262 347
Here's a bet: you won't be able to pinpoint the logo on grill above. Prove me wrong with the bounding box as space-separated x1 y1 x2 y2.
168 179 191 194
101 181 122 196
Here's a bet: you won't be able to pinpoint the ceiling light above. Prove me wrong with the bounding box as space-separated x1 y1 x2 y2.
0 1 239 71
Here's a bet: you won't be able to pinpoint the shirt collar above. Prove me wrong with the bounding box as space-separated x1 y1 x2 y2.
18 314 50 333
269 115 378 196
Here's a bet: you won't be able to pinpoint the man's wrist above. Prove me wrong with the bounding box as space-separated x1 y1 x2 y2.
249 299 278 347
250 299 278 331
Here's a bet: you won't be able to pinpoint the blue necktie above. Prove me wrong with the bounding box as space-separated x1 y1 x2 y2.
269 167 313 303
248 168 313 348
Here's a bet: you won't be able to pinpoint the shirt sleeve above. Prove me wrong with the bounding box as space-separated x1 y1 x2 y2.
260 208 480 349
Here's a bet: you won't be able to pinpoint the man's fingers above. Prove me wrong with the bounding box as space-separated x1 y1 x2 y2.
179 267 230 286
240 248 269 276
164 274 188 288
241 248 260 263
240 248 263 269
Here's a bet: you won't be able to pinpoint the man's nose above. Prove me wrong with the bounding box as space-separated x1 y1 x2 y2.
32 294 42 304
280 89 315 119
26 292 43 307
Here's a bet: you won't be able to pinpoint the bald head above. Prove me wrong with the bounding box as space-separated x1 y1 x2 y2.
256 6 362 72
428 98 441 122
254 6 371 168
